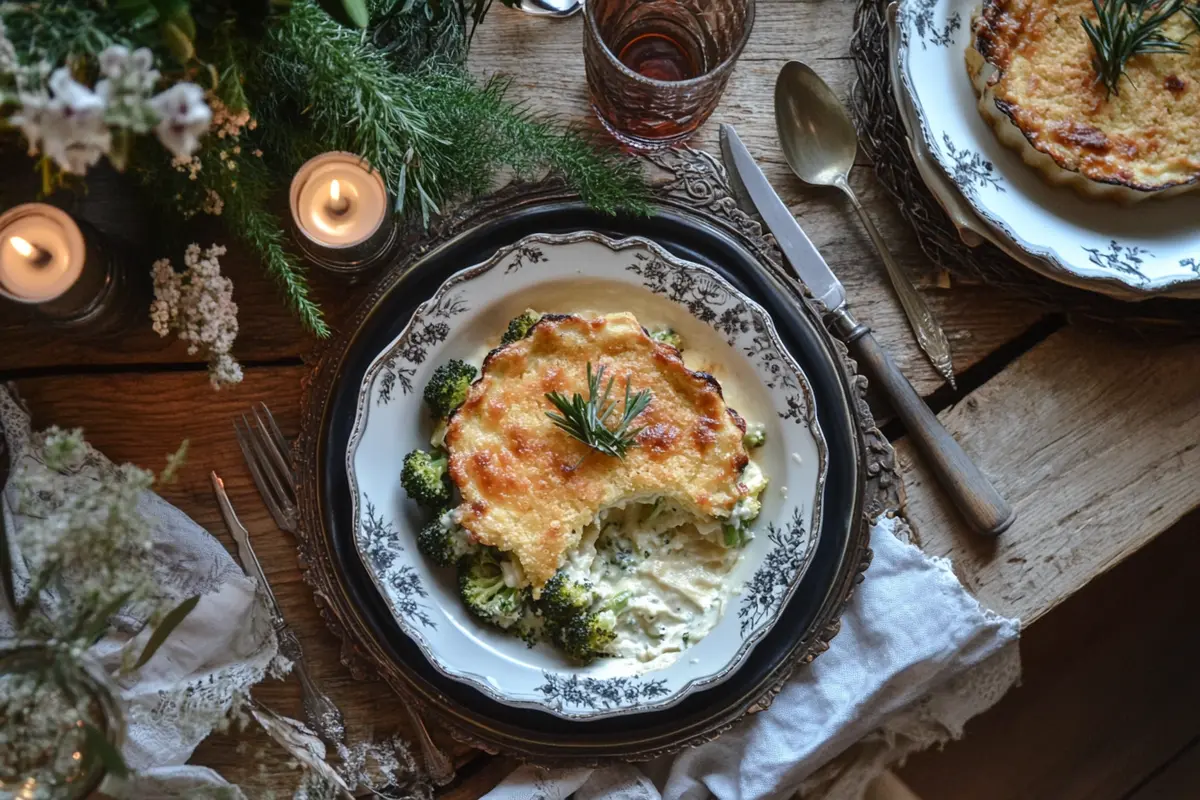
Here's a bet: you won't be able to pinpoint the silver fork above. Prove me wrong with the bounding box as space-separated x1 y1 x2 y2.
234 403 456 786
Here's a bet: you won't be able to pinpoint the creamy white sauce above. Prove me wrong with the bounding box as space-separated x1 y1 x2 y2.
557 499 746 668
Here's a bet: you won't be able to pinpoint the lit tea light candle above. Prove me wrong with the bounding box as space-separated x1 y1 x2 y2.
291 152 389 249
0 204 86 303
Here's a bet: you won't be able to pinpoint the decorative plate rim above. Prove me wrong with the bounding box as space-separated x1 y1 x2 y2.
895 0 1200 300
342 230 830 720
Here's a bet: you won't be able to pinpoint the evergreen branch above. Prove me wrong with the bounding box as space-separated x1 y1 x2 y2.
253 0 649 224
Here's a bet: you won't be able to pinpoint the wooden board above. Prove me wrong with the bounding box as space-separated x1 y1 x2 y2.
896 324 1200 625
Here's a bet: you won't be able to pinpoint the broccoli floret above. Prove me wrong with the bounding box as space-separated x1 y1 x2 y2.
554 611 617 662
416 509 475 568
649 327 684 351
742 422 766 449
401 449 452 508
423 360 477 419
501 310 542 345
722 496 762 548
459 550 529 629
549 592 630 662
537 571 595 623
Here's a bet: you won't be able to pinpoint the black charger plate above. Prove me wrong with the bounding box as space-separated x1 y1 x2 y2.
294 150 897 763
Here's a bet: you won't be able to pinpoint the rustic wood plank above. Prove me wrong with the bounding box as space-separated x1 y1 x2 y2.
10 367 478 795
898 510 1200 800
896 325 1200 624
1128 737 1200 800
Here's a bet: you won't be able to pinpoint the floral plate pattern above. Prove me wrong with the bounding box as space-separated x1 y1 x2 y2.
344 232 829 720
896 0 1200 300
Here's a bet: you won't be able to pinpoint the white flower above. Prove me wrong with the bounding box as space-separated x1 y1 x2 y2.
149 82 211 157
11 67 112 174
150 243 242 389
98 45 158 90
95 46 160 134
0 19 17 72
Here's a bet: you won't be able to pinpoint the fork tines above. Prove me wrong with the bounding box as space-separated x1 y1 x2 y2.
234 402 298 533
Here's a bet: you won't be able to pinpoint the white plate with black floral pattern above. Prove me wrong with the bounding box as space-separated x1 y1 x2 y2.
896 0 1200 300
344 232 829 720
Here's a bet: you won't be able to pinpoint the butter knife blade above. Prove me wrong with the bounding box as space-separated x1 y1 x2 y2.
211 471 284 619
719 124 848 315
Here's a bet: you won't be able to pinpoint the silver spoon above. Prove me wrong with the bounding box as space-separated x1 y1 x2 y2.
774 60 956 389
513 0 582 18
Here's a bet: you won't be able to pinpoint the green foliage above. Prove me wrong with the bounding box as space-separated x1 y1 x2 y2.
423 359 477 418
134 594 201 667
401 449 452 508
501 310 542 345
253 0 650 224
9 0 649 337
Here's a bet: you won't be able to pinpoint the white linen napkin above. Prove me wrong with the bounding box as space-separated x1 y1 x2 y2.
0 384 278 795
484 516 1021 800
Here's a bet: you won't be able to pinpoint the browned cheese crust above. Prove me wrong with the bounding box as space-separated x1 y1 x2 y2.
971 0 1200 196
443 312 750 591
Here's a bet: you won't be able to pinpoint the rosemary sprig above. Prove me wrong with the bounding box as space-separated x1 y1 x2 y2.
1184 1 1200 32
545 363 653 466
1082 0 1187 97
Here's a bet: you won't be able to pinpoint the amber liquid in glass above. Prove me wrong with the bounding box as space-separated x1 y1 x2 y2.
617 32 701 82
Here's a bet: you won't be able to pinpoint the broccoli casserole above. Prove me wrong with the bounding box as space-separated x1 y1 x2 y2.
401 310 769 664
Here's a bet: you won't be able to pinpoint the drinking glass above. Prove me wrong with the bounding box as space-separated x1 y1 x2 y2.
584 0 755 151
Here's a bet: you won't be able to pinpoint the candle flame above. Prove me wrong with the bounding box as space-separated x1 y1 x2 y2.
9 236 33 258
330 179 341 203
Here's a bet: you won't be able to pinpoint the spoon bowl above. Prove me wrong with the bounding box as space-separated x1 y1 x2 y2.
515 0 583 17
774 60 859 191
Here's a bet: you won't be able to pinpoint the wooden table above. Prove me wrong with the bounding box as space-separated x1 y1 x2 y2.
5 2 1200 796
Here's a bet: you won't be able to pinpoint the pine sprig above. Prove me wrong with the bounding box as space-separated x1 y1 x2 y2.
545 363 653 466
1082 0 1187 96
253 0 650 224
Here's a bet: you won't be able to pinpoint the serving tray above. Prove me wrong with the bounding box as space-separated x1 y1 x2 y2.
293 148 901 764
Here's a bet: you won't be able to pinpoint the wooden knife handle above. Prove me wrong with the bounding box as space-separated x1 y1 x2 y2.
837 314 1015 537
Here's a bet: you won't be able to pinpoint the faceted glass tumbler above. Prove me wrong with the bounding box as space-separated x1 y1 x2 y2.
584 0 755 151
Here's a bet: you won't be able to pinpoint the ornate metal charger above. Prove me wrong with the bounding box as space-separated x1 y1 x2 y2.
292 148 901 764
850 0 1200 333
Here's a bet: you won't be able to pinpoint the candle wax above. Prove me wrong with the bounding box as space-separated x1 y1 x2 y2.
295 159 388 248
0 206 85 303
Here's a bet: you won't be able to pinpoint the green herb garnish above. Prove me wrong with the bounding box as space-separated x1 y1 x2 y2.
545 362 653 467
1082 0 1188 97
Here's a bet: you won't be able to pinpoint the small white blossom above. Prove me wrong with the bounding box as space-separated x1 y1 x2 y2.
209 94 252 139
149 82 211 158
202 187 225 216
150 243 242 389
12 67 111 174
95 46 160 133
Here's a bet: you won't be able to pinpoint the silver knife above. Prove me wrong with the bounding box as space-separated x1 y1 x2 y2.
210 471 347 744
719 125 1015 537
